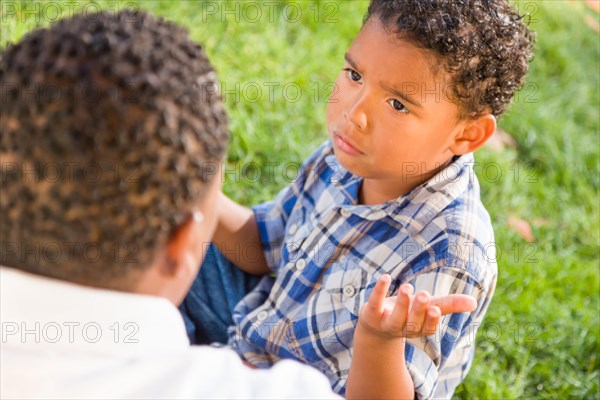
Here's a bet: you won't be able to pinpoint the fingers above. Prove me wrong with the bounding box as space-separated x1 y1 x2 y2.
387 283 413 329
364 279 477 339
422 306 441 336
367 274 391 314
404 290 430 336
430 294 478 315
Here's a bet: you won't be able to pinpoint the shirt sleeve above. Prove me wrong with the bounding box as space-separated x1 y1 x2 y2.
252 142 331 272
402 263 495 399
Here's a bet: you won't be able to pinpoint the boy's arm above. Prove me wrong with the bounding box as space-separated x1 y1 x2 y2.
349 327 413 399
213 142 331 276
346 275 477 400
212 192 270 275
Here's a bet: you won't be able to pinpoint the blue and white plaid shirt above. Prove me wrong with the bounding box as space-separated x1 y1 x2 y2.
229 141 497 399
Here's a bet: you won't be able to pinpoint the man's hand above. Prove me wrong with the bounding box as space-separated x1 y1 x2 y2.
358 274 478 340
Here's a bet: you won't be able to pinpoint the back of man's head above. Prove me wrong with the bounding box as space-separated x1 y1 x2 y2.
0 10 228 288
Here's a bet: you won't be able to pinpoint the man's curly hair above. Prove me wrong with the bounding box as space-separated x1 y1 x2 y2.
0 10 228 287
367 0 535 118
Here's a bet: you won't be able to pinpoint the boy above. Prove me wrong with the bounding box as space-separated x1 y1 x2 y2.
181 0 534 398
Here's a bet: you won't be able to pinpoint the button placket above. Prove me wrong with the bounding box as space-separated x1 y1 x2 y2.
285 214 312 252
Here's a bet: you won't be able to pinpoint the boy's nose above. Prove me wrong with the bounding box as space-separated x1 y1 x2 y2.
344 96 368 131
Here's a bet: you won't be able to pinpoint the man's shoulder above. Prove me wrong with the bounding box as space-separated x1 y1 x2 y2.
1 342 339 399
183 346 340 398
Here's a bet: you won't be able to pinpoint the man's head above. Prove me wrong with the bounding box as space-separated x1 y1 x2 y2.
0 10 228 303
326 0 534 197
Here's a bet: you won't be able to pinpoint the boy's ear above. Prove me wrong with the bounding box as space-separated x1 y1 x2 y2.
163 211 205 279
450 114 497 155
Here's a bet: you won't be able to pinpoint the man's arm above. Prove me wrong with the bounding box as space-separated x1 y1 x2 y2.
211 192 270 275
346 275 477 400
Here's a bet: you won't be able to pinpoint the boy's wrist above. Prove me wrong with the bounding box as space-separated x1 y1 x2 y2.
355 321 407 351
350 322 413 399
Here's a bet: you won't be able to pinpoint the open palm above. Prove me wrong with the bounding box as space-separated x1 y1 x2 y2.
358 275 478 339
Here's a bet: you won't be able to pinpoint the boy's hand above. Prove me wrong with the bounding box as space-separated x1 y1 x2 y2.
358 274 478 340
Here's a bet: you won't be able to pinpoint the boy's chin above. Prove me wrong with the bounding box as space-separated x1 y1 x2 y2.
332 149 368 178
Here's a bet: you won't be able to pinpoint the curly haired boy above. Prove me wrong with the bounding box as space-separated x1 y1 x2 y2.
181 1 535 398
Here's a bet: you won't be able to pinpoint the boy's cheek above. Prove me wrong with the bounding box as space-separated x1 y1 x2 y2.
325 101 338 131
326 94 347 128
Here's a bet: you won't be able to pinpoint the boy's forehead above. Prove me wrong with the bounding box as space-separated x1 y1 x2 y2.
349 17 442 86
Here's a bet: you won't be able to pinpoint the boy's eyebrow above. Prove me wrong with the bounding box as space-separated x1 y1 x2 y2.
344 53 360 71
380 82 422 109
344 53 422 109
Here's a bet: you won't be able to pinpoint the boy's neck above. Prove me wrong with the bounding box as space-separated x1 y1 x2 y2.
358 178 413 205
358 157 455 206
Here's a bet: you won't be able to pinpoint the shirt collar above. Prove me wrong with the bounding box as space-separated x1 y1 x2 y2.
0 267 190 357
325 152 475 232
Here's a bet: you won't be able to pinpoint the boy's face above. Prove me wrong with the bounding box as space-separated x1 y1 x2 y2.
327 17 468 190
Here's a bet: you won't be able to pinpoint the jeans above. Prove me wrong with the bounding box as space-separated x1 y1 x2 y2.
179 244 262 345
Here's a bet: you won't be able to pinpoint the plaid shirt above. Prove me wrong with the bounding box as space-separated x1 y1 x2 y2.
229 141 497 399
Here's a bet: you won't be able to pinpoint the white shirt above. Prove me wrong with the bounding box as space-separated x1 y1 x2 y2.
0 267 340 399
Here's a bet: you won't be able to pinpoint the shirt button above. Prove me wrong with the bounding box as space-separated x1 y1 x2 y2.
257 310 269 321
288 224 298 235
295 259 306 271
340 208 351 218
343 284 356 297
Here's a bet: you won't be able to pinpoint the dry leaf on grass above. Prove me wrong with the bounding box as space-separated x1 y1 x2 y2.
485 128 518 152
508 214 536 242
585 15 600 33
586 0 600 14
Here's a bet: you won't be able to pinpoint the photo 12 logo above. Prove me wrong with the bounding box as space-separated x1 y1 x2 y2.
0 2 139 24
2 321 139 344
198 1 339 24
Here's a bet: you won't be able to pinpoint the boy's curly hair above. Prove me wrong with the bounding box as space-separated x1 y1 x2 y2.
367 0 535 118
0 10 228 287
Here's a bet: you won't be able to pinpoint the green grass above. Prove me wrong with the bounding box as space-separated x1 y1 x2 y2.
2 0 598 398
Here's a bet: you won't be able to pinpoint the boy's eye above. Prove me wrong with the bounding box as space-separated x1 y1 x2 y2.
388 98 409 113
343 68 362 82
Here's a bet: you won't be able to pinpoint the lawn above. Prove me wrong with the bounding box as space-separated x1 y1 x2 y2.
1 0 599 398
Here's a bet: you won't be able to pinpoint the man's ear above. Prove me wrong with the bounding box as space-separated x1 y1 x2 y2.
450 114 497 155
162 211 204 279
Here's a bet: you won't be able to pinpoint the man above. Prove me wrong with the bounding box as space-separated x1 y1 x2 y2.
0 10 339 398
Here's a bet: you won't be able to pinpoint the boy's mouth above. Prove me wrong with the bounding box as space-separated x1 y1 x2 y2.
332 131 364 156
